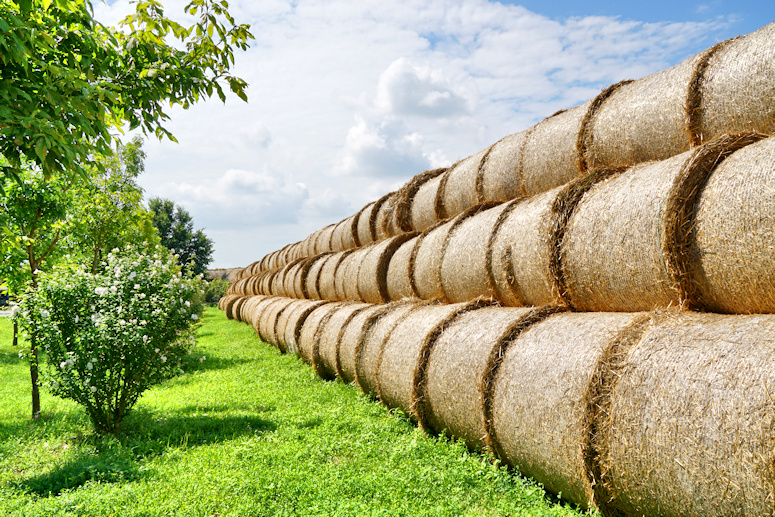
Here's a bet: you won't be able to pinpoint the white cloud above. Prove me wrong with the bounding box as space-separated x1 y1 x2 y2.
94 0 736 267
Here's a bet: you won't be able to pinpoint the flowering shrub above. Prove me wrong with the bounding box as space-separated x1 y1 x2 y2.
16 246 203 434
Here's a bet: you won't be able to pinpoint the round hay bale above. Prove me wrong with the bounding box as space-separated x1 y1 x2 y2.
338 304 393 385
583 56 706 171
440 202 511 303
411 218 455 301
356 201 378 247
386 235 421 301
394 168 448 232
332 250 358 302
480 130 530 203
358 233 418 304
596 312 775 517
423 305 551 448
520 102 590 197
440 148 489 220
314 224 336 255
337 214 358 250
492 311 647 510
692 135 775 314
300 233 317 259
289 258 309 299
355 302 419 397
256 297 299 348
277 299 332 355
304 253 332 300
223 295 243 320
701 23 775 140
371 192 397 242
239 295 270 328
410 172 447 233
314 302 371 381
297 302 346 366
489 186 564 307
340 247 369 301
376 300 489 420
258 269 276 296
281 259 305 300
330 219 348 253
317 252 350 301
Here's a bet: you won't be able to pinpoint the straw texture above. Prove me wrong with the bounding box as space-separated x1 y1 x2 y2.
394 168 447 232
480 130 530 203
358 233 418 304
278 299 332 355
386 236 420 301
597 312 775 517
374 192 399 241
411 219 456 301
701 22 775 140
356 202 378 247
410 173 447 233
440 149 489 219
492 311 645 509
317 252 349 301
440 202 510 303
297 302 345 365
257 297 298 347
303 253 331 300
315 302 371 380
338 304 393 384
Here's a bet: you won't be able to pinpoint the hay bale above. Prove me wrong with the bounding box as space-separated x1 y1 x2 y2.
520 102 590 196
423 305 548 448
248 296 284 339
355 302 419 397
329 249 355 302
411 218 456 301
386 236 420 301
596 312 775 517
340 214 360 250
440 202 511 303
692 135 775 313
492 311 646 509
314 302 371 380
701 23 775 140
223 295 243 319
317 252 351 301
377 300 490 419
480 130 530 203
340 247 369 301
297 302 346 366
410 172 447 233
277 299 332 355
300 233 317 259
394 168 448 232
329 219 348 253
356 201 378 247
583 56 708 172
440 149 489 219
338 304 393 385
281 259 305 299
257 297 300 348
239 295 270 328
489 186 564 307
314 224 336 255
304 253 332 300
358 233 418 303
259 270 277 296
371 192 397 242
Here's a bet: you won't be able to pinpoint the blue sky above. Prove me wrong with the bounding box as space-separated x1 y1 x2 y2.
94 1 774 267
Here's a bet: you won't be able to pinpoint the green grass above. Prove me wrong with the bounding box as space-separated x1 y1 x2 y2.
0 307 594 516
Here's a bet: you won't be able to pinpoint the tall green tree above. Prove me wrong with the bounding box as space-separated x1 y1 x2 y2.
0 0 253 184
149 197 213 276
68 137 159 273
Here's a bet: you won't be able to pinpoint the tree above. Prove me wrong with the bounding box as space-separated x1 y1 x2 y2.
149 197 213 276
67 137 160 273
0 164 74 417
0 0 253 184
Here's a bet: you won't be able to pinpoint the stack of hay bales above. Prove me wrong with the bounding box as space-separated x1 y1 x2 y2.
220 22 775 517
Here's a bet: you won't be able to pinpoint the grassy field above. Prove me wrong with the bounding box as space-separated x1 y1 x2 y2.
0 307 594 516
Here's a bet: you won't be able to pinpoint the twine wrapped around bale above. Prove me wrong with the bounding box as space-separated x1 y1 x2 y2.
489 186 565 307
701 22 775 140
356 201 378 247
422 306 555 446
520 103 591 196
440 149 491 220
681 134 775 313
355 302 419 397
376 300 492 420
394 168 448 233
314 302 371 380
592 312 775 517
410 172 448 233
277 299 332 355
386 236 420 301
297 302 346 365
479 130 530 203
338 304 393 384
440 202 511 303
358 233 419 304
491 311 648 510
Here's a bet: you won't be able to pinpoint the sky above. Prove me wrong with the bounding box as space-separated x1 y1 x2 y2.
94 0 775 268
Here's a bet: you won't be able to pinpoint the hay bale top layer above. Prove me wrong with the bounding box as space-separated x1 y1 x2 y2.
356 201 378 247
410 173 447 233
386 236 420 302
601 312 775 517
480 130 530 203
441 148 489 219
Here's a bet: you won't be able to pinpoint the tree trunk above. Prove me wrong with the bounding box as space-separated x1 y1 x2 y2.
13 319 18 347
30 340 40 419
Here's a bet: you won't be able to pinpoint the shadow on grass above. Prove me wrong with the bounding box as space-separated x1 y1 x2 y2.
15 406 277 497
0 349 23 366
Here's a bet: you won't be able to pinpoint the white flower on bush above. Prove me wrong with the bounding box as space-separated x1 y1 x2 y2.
191 314 198 321
94 287 107 296
40 309 50 319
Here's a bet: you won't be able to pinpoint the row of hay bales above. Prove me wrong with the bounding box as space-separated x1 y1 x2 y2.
228 133 775 315
236 21 775 279
218 294 775 517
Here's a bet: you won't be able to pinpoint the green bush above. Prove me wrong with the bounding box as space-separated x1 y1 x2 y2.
16 246 203 434
203 277 229 305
